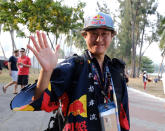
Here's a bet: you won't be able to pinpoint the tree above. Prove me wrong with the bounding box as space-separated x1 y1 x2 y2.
156 14 165 78
137 0 158 77
141 56 154 73
0 0 19 52
157 16 165 48
0 24 6 58
117 0 158 77
0 0 86 55
17 0 85 50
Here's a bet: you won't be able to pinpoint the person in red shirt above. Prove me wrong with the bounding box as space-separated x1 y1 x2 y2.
17 48 31 89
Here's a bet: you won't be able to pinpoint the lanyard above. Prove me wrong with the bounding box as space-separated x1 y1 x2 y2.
90 61 111 102
90 62 107 88
89 61 118 105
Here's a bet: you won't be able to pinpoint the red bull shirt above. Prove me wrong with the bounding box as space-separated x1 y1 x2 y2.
12 50 130 131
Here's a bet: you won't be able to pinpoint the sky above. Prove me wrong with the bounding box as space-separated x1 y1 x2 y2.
0 0 165 64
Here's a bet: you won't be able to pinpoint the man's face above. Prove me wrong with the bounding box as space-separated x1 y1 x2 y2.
15 52 19 57
20 51 25 57
83 28 113 56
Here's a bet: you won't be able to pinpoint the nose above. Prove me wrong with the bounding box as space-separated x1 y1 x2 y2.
96 34 103 42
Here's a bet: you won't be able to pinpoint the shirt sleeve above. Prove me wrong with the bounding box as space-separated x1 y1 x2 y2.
11 57 76 114
9 56 12 62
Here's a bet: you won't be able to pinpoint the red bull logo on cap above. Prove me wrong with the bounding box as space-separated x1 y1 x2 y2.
68 95 87 118
91 14 106 25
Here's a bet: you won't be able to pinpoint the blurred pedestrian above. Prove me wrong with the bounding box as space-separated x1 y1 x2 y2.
2 50 19 94
17 48 31 89
143 71 148 90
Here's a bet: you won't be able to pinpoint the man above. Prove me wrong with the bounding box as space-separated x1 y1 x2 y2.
17 48 31 89
2 50 19 94
13 12 130 131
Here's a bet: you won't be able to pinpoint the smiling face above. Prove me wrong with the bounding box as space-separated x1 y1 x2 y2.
82 28 114 57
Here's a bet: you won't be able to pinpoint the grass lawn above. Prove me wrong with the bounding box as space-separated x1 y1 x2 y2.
128 75 165 99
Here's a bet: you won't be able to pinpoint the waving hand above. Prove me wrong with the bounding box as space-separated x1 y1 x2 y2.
27 31 60 72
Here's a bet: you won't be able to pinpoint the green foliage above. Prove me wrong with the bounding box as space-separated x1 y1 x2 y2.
0 0 86 51
0 0 20 31
117 0 158 77
141 56 154 73
157 15 165 50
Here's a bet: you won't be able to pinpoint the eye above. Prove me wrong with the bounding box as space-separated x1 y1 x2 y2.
102 32 109 36
92 32 98 36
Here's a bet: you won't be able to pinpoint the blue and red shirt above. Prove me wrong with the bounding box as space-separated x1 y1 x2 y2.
12 50 130 131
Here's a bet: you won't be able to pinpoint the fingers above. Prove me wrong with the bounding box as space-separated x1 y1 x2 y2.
36 31 45 49
55 44 60 54
41 32 49 48
30 31 49 52
55 44 60 52
30 36 40 52
27 44 38 58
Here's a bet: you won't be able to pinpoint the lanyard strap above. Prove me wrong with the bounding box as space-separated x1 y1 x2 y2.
90 62 111 101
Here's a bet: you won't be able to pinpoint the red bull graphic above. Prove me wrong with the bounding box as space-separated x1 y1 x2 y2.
68 95 87 117
41 92 69 113
63 121 87 131
91 15 106 25
119 104 130 130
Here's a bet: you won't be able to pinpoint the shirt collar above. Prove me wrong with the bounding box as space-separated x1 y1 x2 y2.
85 50 111 65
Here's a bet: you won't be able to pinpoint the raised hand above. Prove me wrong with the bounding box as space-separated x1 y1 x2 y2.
27 31 60 72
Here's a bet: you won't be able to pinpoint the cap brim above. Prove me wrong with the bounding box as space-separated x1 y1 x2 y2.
82 26 116 35
10 83 36 110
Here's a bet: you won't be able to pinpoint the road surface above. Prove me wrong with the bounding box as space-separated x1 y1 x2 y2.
129 88 165 131
0 85 53 131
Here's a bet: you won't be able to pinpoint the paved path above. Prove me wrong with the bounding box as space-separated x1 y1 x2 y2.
128 88 165 131
0 84 165 131
0 84 53 131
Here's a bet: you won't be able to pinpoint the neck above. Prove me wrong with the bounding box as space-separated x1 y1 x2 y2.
94 54 105 72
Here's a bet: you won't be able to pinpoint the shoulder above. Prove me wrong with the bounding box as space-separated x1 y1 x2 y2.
60 54 84 65
26 56 30 60
111 58 125 69
9 56 14 60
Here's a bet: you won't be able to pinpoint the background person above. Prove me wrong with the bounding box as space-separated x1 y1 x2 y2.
17 48 31 89
2 50 19 94
143 71 148 90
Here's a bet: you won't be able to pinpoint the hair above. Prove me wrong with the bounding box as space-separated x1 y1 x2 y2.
20 48 25 52
14 49 19 53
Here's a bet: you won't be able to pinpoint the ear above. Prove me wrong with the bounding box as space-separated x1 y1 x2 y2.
81 32 87 38
111 31 116 38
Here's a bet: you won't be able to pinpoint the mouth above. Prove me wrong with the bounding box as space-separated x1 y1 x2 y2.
94 43 104 47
